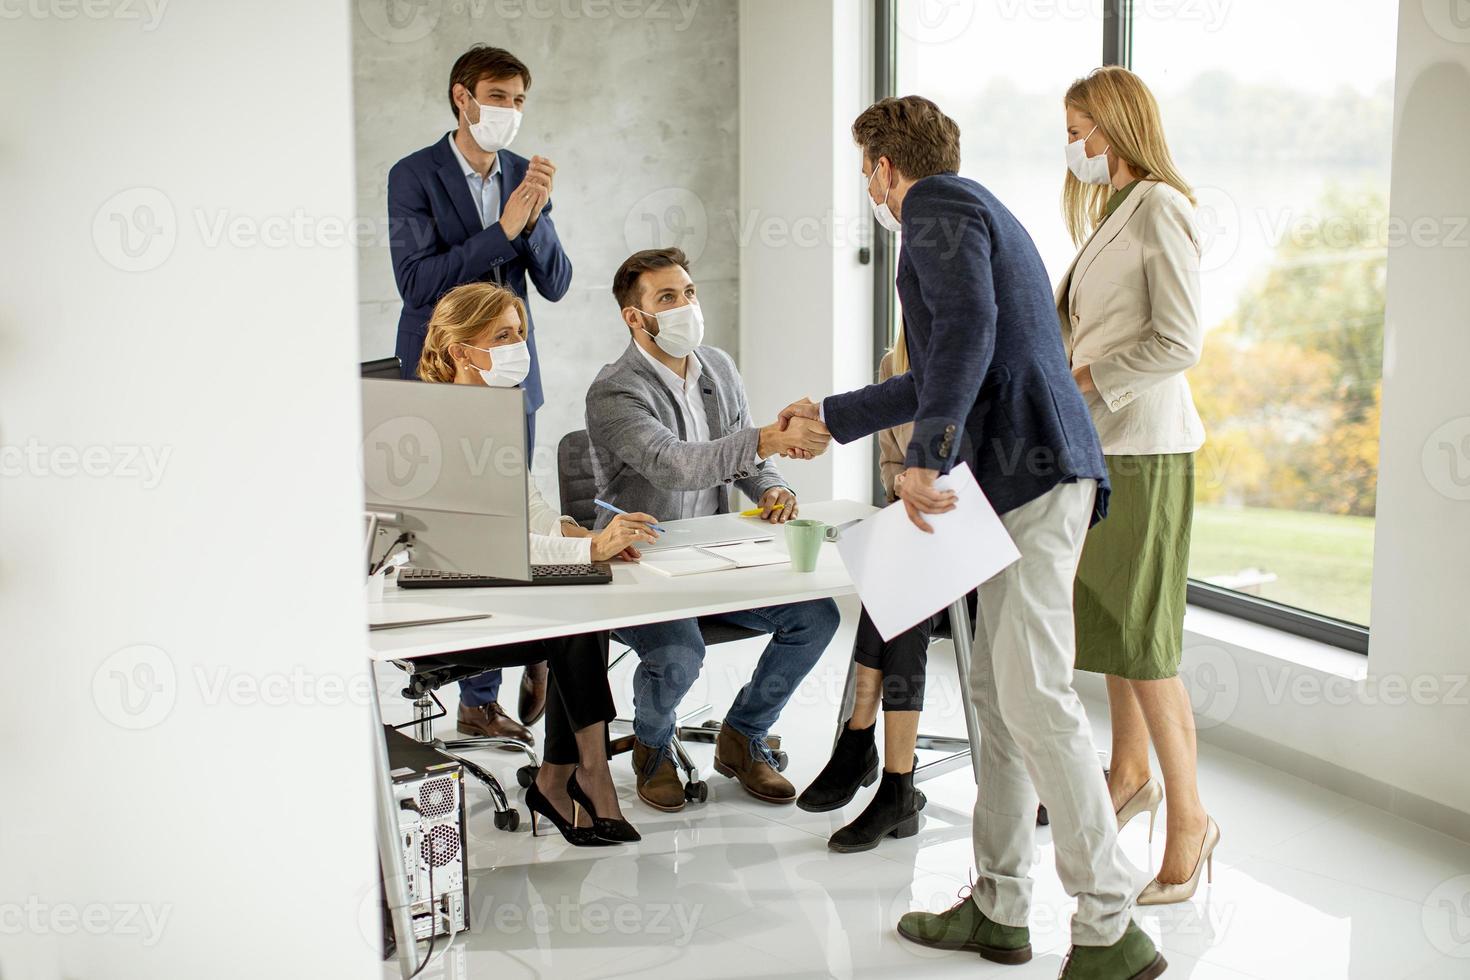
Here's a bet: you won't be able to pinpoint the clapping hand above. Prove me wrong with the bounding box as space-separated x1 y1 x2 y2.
499 155 555 238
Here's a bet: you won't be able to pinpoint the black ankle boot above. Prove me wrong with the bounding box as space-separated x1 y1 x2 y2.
796 724 879 812
828 769 926 853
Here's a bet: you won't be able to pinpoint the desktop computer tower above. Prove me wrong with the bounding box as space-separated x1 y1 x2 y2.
381 726 470 952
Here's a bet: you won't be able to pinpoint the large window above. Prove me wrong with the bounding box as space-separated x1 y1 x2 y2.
884 0 1395 645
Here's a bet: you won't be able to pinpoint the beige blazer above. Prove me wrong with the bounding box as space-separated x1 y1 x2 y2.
1055 179 1206 455
876 350 913 501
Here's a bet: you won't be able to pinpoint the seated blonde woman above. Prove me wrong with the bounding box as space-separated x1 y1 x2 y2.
418 281 661 846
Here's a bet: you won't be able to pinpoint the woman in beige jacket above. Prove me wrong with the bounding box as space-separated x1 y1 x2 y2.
1059 66 1218 904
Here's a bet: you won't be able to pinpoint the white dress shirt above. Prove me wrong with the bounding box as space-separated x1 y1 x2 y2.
527 475 593 565
446 133 502 230
634 343 725 518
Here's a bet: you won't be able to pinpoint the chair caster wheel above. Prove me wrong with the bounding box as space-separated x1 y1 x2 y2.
494 808 521 832
772 750 789 772
1036 804 1049 827
685 780 708 803
516 765 537 788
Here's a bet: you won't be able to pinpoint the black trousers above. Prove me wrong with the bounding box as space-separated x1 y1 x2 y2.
851 592 976 713
438 631 614 766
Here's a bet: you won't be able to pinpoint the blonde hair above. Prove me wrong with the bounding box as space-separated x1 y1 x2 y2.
1062 66 1194 245
417 282 527 383
889 318 909 375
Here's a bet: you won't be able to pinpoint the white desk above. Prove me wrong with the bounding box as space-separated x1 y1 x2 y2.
368 499 878 660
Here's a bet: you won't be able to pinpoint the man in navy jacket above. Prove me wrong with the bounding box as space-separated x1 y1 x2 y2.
782 98 1162 979
387 45 572 743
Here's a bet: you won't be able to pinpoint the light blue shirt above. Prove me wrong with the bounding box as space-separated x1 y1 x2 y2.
446 133 502 230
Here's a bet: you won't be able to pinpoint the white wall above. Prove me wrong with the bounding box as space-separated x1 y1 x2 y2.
0 5 378 979
1075 2 1470 833
739 0 876 507
353 3 740 502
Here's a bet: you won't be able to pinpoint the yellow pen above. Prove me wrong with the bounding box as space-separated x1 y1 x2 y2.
740 504 784 517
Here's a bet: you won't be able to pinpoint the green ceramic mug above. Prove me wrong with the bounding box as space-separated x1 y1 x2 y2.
784 519 839 573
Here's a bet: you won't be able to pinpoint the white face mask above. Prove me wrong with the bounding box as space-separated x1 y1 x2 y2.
463 340 530 388
635 302 705 359
466 100 523 154
1066 126 1113 186
866 166 903 234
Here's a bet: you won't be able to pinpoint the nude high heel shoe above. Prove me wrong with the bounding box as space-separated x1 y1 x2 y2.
1137 817 1221 906
1115 777 1165 841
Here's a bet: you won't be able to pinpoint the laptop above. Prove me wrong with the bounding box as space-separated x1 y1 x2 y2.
641 512 777 553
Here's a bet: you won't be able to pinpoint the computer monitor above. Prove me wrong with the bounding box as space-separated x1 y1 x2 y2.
360 378 531 582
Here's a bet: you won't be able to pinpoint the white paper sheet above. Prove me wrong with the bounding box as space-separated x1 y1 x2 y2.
835 462 1020 641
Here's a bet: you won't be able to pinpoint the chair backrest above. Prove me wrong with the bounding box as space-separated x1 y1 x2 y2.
557 429 599 530
360 356 402 379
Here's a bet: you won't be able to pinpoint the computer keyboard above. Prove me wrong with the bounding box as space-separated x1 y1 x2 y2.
396 563 614 589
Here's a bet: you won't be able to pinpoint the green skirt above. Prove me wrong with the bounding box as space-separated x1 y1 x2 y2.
1074 453 1195 680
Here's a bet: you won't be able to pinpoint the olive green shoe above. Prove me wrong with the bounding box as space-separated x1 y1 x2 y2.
896 893 1031 964
1059 922 1167 979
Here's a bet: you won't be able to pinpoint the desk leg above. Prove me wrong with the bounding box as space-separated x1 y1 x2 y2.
945 597 984 786
370 660 422 978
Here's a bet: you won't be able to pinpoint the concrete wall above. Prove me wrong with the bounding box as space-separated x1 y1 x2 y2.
353 0 740 498
0 4 376 978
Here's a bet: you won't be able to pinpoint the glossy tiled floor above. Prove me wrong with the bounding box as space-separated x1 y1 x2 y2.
376 628 1470 979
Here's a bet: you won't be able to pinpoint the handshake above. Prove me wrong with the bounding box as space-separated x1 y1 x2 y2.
757 397 828 461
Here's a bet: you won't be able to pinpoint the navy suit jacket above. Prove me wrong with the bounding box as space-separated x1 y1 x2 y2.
824 173 1109 521
387 134 573 414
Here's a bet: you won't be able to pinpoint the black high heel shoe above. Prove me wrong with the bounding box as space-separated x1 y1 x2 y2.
524 781 613 847
568 770 641 844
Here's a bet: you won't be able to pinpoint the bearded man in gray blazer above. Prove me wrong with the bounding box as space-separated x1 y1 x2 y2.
584 247 838 813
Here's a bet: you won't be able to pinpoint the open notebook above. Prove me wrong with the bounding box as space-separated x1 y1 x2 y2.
639 540 790 578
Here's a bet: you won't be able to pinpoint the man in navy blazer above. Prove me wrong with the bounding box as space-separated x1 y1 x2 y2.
782 98 1162 978
387 45 572 447
387 45 572 744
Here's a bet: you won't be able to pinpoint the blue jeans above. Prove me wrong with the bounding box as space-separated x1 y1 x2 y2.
457 408 539 708
615 599 840 750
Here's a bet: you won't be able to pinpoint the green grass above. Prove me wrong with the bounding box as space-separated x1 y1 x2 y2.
1189 504 1376 626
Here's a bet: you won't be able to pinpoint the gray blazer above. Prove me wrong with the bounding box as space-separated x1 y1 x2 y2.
584 342 787 528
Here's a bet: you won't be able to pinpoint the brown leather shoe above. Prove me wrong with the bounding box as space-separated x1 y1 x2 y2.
457 701 534 750
517 661 548 725
713 726 795 804
632 739 685 812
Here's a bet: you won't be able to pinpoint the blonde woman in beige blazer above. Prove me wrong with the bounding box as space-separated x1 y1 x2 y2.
1058 66 1218 906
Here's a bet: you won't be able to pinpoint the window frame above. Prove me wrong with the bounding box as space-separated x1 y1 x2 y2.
873 0 1373 653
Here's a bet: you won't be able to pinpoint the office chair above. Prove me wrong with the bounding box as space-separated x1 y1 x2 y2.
361 356 537 832
553 429 783 803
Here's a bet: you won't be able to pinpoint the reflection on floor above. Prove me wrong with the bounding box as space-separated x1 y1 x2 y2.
375 626 1470 980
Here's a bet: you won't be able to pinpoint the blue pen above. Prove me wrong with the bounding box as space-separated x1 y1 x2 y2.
593 498 667 535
